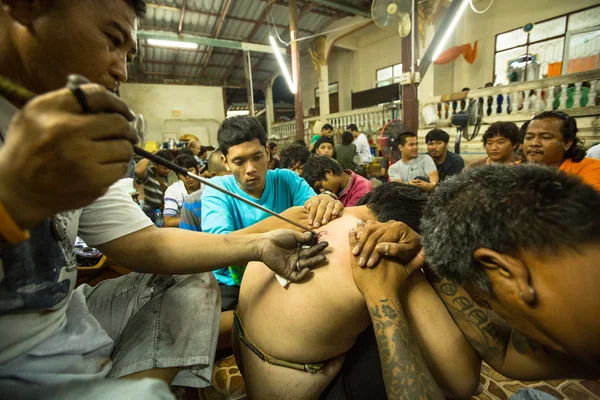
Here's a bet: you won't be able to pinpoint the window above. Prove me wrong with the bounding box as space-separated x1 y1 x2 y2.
375 63 403 87
315 82 339 98
493 5 600 85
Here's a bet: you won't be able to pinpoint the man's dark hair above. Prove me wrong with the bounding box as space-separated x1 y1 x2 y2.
519 120 530 144
313 136 335 154
482 121 520 146
398 132 417 146
156 149 173 162
126 0 147 18
295 139 307 146
322 124 334 132
425 129 450 144
268 142 278 151
178 148 195 157
301 156 343 189
341 131 354 145
357 183 427 234
199 146 208 156
421 164 600 294
173 154 197 171
347 123 358 132
532 111 586 162
217 115 267 157
280 144 311 169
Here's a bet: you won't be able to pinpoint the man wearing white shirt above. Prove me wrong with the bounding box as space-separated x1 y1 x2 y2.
347 124 372 166
163 154 202 227
587 143 600 160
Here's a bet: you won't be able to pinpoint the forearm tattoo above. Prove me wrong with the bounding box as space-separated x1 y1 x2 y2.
369 298 444 400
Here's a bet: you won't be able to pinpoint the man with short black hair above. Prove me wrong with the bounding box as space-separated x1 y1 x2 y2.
425 129 464 181
135 149 179 222
388 132 439 190
313 135 335 158
467 121 520 168
302 156 373 207
268 141 279 160
280 143 311 175
309 123 334 152
421 164 600 379
163 154 201 227
523 110 600 190
347 123 373 166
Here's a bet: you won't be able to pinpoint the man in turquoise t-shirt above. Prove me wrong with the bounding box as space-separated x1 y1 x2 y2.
199 116 343 310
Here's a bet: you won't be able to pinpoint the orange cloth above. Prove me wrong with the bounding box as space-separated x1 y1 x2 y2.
434 41 478 65
567 55 600 74
547 62 562 78
560 157 600 191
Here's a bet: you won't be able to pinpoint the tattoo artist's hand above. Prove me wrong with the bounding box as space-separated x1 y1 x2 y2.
0 84 137 229
304 194 343 228
350 229 414 299
280 206 310 229
352 220 422 268
258 229 328 282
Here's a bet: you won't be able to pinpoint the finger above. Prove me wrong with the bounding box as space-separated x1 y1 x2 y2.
286 267 312 283
85 114 139 144
295 253 327 271
298 241 329 258
92 140 135 164
52 84 135 120
306 197 318 225
348 228 358 249
320 200 336 225
294 230 317 245
405 249 426 275
377 243 421 264
358 228 388 267
312 201 328 228
331 200 343 217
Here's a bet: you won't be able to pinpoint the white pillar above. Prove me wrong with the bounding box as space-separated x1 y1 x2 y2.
319 64 330 125
265 83 275 138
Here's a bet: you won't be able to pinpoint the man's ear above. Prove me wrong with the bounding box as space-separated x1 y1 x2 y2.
209 172 216 178
221 155 230 172
474 248 536 305
3 0 39 25
564 138 573 152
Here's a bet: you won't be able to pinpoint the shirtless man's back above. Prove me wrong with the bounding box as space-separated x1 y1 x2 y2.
234 209 369 399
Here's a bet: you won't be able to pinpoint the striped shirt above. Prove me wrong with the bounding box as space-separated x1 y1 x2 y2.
136 165 167 213
179 189 203 231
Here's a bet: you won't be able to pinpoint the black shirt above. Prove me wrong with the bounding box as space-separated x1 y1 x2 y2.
436 151 464 181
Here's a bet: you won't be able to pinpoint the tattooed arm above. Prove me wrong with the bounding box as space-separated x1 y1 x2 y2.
366 295 445 400
426 272 590 380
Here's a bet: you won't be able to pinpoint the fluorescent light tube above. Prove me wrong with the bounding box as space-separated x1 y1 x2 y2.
147 38 198 50
431 0 469 62
269 35 296 94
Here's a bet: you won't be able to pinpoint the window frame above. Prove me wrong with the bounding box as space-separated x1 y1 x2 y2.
375 63 403 88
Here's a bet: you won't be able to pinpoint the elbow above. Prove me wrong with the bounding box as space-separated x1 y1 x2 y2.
441 364 482 400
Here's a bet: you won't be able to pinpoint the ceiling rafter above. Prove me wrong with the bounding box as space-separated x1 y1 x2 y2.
144 58 272 73
199 0 233 81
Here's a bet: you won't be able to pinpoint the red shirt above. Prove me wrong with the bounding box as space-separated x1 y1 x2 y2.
338 170 374 207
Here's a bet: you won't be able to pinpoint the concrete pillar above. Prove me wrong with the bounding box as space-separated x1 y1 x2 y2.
319 64 330 124
265 82 275 137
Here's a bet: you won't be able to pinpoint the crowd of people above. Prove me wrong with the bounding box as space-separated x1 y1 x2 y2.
1 1 600 400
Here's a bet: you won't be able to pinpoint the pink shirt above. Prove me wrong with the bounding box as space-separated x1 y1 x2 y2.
338 170 374 207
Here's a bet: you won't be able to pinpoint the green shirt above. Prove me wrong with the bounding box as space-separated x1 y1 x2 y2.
311 134 320 144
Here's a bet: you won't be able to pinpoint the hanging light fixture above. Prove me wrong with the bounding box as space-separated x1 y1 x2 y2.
269 36 296 94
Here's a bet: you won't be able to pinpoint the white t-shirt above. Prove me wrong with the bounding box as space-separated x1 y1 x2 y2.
0 95 152 380
163 180 195 217
388 155 437 182
587 143 600 160
353 133 373 165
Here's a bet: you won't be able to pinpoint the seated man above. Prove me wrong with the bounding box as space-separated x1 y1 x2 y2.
388 132 439 191
280 143 311 175
425 128 464 180
201 115 342 309
309 123 334 152
467 121 520 168
134 149 179 222
421 164 600 379
163 154 202 227
234 183 480 399
313 136 335 158
523 110 600 190
179 149 230 232
301 156 373 207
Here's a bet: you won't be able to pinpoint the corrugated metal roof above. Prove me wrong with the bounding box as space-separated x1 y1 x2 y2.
129 0 371 86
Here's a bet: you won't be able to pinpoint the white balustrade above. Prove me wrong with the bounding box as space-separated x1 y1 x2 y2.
559 84 568 110
546 86 555 111
589 80 597 108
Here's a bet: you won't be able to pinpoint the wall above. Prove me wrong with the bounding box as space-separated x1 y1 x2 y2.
443 0 598 93
120 83 225 145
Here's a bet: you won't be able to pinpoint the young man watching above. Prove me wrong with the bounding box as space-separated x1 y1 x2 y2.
201 116 343 307
179 150 230 232
425 128 464 181
313 135 335 158
302 156 373 207
162 154 201 228
268 142 279 160
135 149 178 222
309 123 333 152
467 121 520 168
279 143 311 175
388 132 439 190
523 110 600 191
347 123 373 166
0 2 329 397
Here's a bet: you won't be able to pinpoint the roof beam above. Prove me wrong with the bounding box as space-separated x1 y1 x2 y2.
199 0 233 81
144 58 271 72
138 30 285 54
302 0 370 18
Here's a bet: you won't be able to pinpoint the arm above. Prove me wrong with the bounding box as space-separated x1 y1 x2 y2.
349 231 444 400
388 164 402 182
427 170 439 184
426 272 592 380
134 157 151 180
163 216 180 227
